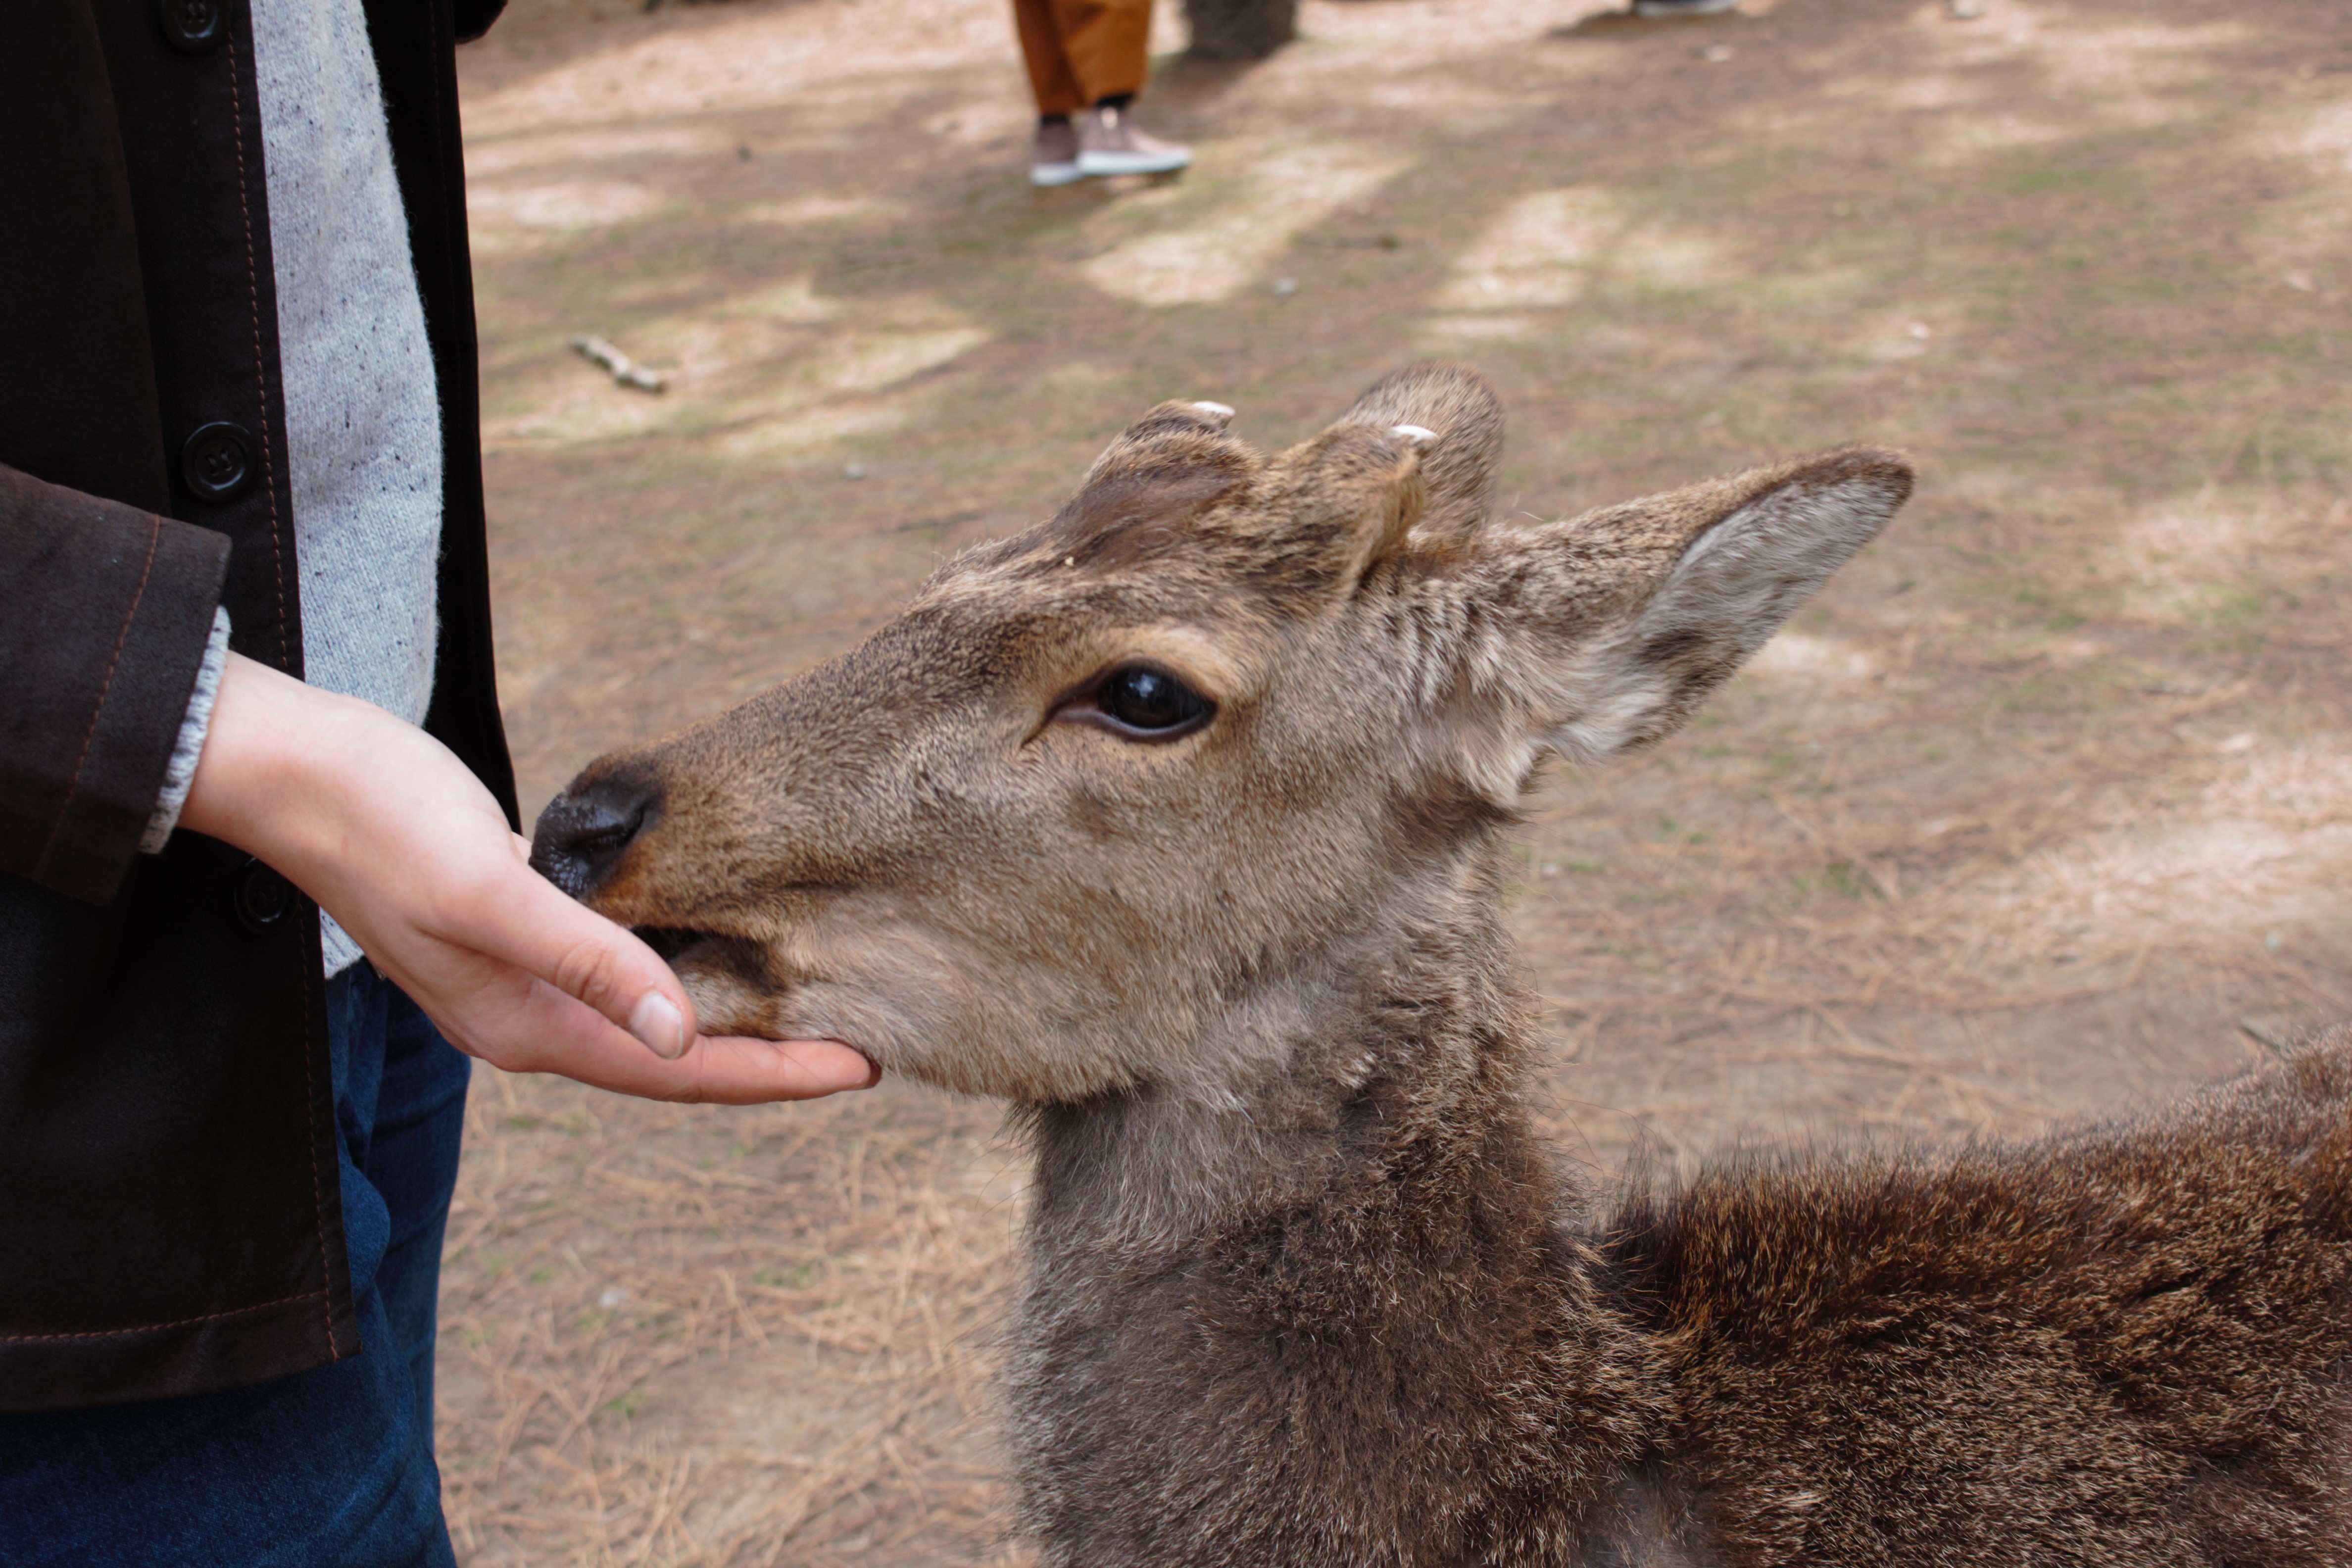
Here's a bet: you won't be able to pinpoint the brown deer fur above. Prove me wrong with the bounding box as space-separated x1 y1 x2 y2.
533 363 2352 1566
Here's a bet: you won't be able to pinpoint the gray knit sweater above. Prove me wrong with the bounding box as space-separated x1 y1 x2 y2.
142 0 444 980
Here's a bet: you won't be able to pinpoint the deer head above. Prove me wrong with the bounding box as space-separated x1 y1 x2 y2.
531 363 1911 1105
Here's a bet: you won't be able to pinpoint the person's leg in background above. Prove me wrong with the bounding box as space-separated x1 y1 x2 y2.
1012 0 1190 184
1053 0 1192 176
1013 0 1091 185
0 963 469 1568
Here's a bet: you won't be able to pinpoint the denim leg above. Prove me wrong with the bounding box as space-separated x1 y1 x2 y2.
0 964 467 1568
366 980 471 1448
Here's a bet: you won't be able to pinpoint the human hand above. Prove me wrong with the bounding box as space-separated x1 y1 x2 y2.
179 653 878 1103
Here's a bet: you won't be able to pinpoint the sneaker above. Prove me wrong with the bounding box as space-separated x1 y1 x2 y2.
1631 0 1737 13
1078 104 1192 177
1031 118 1083 187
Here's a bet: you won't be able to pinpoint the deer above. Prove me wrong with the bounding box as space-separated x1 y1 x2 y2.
531 362 2352 1567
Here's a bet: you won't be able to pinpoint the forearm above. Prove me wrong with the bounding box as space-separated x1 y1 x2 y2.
178 651 415 876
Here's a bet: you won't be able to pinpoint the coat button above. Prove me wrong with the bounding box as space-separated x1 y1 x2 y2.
232 858 298 935
181 422 254 502
157 0 226 51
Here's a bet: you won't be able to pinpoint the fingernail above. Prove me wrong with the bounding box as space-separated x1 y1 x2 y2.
628 992 687 1060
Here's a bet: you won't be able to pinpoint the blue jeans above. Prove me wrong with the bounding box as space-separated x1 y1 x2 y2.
0 964 469 1567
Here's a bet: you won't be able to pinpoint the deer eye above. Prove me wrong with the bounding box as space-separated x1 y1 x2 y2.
1088 665 1214 739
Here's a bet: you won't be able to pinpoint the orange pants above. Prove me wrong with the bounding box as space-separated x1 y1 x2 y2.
1013 0 1153 117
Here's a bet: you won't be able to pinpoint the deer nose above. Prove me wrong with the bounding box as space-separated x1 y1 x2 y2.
529 776 657 899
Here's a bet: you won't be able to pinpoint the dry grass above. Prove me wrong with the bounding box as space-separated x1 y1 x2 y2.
439 1076 1030 1566
439 0 2352 1559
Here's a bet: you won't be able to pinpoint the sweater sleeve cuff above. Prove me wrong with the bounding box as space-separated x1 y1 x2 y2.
138 606 232 856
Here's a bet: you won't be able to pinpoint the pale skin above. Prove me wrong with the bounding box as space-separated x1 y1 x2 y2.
180 652 878 1103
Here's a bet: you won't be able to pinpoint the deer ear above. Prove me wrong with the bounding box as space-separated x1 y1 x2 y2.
1331 361 1505 547
1453 446 1912 791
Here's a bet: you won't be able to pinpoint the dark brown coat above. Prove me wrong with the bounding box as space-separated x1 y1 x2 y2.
0 0 512 1411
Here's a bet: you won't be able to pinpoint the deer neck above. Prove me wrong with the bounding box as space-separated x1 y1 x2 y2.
1008 849 1659 1565
1022 856 1548 1257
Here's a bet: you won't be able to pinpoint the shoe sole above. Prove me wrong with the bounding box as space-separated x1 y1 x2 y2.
1078 150 1192 177
1031 161 1086 187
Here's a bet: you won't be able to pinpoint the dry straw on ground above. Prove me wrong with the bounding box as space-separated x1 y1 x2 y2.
439 1078 1026 1566
440 0 2352 1559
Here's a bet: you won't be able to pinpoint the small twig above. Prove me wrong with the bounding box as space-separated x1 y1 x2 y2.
717 1267 772 1353
569 334 665 393
2157 677 2255 726
2239 1017 2291 1056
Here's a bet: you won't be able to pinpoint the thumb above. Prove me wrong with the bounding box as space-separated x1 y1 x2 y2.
460 859 700 1059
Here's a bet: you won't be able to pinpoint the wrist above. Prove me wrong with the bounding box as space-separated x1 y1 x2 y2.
178 653 387 873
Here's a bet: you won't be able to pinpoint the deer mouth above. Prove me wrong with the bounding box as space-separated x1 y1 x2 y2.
634 925 720 964
632 925 778 992
633 925 826 1042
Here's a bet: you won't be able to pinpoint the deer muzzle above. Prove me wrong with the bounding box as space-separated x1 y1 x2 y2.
529 767 664 900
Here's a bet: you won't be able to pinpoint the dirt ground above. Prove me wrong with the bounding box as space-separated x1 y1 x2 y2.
431 0 2352 1560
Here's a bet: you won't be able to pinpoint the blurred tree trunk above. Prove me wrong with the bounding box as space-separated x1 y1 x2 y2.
1183 0 1296 61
